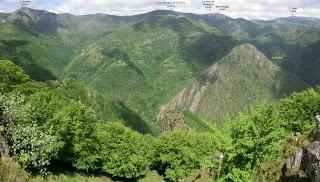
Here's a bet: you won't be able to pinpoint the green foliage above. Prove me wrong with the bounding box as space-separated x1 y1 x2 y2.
183 112 215 132
222 88 320 180
10 123 57 173
0 60 30 92
31 173 112 182
0 93 32 125
0 93 57 172
276 89 320 132
40 98 98 169
93 123 153 178
30 170 164 182
69 122 155 178
0 60 30 83
154 131 216 181
0 157 30 182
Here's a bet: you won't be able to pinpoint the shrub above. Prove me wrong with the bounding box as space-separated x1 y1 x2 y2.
154 131 216 181
0 60 30 93
93 123 153 178
10 123 57 173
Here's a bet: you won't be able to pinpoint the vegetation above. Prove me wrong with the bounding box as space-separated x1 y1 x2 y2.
0 60 319 181
0 157 30 182
154 131 217 181
1 7 320 182
2 8 320 125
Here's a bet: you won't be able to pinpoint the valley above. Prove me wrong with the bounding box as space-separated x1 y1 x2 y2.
0 6 320 181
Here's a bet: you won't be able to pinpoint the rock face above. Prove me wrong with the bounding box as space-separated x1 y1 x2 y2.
302 141 320 181
160 111 195 132
282 115 320 182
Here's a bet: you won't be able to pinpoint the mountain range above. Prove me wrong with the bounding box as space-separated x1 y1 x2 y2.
0 7 319 133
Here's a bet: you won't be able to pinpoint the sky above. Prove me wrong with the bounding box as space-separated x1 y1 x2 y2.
0 0 320 20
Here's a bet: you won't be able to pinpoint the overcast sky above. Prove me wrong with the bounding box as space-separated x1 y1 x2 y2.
1 0 320 20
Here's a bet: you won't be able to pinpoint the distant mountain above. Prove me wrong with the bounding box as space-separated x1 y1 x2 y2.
0 8 319 132
6 7 60 35
0 13 9 19
158 44 308 123
63 12 239 121
255 16 320 26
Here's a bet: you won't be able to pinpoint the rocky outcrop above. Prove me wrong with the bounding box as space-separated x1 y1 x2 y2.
160 111 195 132
157 64 218 121
282 115 320 181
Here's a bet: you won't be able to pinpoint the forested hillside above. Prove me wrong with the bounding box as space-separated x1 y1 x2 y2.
1 7 320 125
0 7 320 181
158 44 308 123
0 60 320 181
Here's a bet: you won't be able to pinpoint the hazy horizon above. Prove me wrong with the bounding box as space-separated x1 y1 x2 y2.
0 0 320 20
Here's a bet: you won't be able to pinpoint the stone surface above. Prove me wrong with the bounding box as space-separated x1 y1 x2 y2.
316 115 320 141
301 141 320 182
281 115 320 182
285 148 303 176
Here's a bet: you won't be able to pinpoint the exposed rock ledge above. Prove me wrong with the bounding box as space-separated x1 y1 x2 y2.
282 115 320 182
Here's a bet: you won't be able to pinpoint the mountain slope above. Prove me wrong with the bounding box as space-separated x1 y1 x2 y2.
0 8 319 132
63 13 240 122
0 8 121 81
158 44 308 122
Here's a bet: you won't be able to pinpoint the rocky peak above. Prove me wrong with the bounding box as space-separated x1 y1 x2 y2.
157 43 301 122
6 7 59 35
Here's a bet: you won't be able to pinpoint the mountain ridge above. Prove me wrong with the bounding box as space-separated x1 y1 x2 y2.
0 7 319 130
158 43 308 123
7 7 320 23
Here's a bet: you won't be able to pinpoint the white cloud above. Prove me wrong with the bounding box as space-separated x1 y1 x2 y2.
2 0 320 20
50 0 320 19
3 0 40 4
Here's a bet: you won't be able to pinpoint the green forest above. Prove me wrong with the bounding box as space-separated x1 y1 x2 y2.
1 60 320 181
0 7 320 182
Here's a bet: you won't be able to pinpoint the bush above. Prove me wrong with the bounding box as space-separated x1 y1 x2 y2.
10 123 57 173
154 131 217 181
0 93 32 125
223 88 320 181
0 93 57 173
0 60 30 93
277 88 320 133
93 123 153 178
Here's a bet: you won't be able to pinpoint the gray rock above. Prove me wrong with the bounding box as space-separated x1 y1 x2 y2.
316 115 320 141
285 148 304 176
302 141 320 182
281 115 320 181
